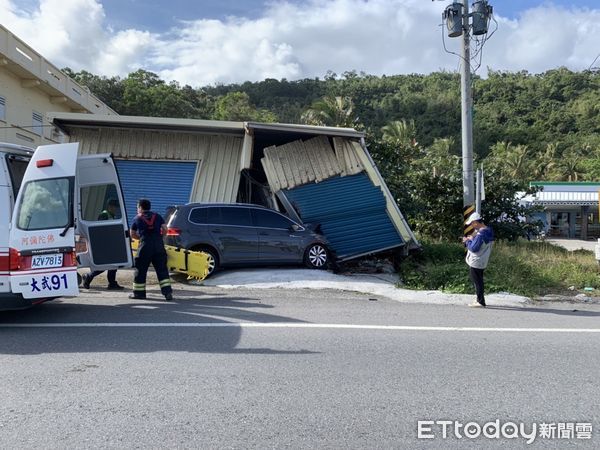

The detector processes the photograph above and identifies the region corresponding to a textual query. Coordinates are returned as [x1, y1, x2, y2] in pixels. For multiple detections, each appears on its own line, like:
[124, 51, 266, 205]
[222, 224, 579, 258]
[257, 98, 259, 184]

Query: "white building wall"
[0, 24, 115, 147]
[0, 68, 73, 146]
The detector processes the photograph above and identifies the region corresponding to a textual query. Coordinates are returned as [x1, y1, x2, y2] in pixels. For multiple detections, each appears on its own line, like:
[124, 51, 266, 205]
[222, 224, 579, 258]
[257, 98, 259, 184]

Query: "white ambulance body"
[1, 142, 131, 310]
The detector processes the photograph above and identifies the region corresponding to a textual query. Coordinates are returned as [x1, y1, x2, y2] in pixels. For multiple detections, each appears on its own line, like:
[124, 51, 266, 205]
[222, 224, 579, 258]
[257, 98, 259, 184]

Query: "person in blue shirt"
[129, 198, 173, 301]
[462, 212, 494, 308]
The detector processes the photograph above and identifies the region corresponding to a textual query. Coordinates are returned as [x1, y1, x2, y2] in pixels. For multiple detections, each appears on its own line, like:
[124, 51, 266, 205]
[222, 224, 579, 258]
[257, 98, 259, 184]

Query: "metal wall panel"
[115, 160, 197, 225]
[70, 127, 243, 204]
[69, 127, 210, 160]
[283, 172, 404, 260]
[192, 135, 242, 203]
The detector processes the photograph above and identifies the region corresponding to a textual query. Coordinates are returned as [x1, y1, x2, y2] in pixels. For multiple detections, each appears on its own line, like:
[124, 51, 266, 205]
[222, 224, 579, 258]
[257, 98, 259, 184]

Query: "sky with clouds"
[1, 0, 599, 87]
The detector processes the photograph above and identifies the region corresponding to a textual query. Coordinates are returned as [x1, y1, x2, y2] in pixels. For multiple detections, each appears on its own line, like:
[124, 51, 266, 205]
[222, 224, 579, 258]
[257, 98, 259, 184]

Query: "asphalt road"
[1, 285, 599, 449]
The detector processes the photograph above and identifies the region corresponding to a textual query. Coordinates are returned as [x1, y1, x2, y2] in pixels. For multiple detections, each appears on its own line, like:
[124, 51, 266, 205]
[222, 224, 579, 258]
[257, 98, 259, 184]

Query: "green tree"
[381, 119, 417, 146]
[557, 149, 584, 181]
[212, 92, 277, 122]
[301, 95, 358, 127]
[62, 68, 125, 112]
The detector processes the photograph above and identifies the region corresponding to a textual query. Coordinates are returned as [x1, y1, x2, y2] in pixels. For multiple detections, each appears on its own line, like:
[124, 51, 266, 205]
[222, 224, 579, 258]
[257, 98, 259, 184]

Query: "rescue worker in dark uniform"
[129, 198, 173, 301]
[82, 198, 124, 290]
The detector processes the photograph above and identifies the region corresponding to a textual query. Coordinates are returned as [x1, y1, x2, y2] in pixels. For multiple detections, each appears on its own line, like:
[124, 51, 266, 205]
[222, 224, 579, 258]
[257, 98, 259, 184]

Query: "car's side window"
[252, 209, 293, 229]
[220, 207, 252, 226]
[189, 207, 208, 224]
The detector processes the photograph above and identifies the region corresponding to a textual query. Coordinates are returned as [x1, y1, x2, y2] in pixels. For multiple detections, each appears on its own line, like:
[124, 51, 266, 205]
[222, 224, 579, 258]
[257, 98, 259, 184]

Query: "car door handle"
[212, 229, 223, 233]
[259, 232, 269, 236]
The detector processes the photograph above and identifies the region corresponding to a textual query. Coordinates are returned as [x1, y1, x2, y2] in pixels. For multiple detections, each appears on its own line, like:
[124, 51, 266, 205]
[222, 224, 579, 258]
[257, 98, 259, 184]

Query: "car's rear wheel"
[193, 246, 219, 276]
[304, 243, 329, 269]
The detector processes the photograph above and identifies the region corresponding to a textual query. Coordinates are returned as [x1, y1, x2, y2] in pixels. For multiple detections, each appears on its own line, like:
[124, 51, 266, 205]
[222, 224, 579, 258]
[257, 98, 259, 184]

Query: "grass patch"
[399, 240, 600, 298]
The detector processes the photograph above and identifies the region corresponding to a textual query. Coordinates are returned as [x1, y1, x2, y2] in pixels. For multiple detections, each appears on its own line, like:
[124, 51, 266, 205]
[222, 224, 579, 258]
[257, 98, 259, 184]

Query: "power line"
[589, 53, 600, 70]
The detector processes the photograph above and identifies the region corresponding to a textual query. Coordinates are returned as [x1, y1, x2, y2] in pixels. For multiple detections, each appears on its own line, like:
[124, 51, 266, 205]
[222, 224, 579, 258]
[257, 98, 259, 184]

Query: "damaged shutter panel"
[282, 172, 404, 260]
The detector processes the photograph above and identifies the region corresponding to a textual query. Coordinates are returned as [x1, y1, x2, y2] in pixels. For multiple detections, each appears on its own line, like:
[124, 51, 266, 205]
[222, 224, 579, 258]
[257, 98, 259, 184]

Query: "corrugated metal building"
[49, 113, 419, 258]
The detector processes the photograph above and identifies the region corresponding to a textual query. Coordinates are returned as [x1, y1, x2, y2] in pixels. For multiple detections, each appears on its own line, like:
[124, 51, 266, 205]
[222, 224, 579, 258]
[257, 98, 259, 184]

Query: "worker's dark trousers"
[89, 269, 117, 284]
[469, 266, 486, 305]
[132, 238, 172, 299]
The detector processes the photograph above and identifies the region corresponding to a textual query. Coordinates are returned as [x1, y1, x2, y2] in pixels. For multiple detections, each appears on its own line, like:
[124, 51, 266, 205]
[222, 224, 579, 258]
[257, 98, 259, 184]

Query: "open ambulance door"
[76, 154, 132, 271]
[9, 143, 79, 299]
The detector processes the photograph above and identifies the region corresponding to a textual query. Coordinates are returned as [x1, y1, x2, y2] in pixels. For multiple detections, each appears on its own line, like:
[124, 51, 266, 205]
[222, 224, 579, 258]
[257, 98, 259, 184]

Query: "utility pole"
[441, 0, 493, 233]
[460, 0, 474, 211]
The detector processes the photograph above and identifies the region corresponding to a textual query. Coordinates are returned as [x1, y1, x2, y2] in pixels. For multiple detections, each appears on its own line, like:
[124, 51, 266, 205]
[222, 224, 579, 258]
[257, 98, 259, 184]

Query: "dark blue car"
[164, 203, 331, 276]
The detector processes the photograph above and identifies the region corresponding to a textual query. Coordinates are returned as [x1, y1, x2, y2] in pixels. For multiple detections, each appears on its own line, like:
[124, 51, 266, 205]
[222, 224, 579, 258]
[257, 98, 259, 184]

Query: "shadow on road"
[487, 305, 600, 317]
[0, 294, 319, 356]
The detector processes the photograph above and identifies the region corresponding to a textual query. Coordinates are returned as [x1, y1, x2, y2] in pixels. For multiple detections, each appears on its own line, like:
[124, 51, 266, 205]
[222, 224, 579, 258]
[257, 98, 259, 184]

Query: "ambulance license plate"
[31, 254, 63, 269]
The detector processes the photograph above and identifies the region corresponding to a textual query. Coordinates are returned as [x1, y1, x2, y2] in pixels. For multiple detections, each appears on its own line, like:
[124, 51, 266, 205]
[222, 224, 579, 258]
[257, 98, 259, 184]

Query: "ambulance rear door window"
[80, 183, 122, 221]
[17, 177, 73, 230]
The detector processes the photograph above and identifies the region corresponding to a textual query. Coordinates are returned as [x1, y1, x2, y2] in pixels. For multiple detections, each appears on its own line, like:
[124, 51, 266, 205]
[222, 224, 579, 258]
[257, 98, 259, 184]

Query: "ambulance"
[0, 142, 132, 310]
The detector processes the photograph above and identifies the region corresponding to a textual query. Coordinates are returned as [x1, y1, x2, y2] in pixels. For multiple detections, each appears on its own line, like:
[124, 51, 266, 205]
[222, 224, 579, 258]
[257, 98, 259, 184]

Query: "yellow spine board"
[186, 250, 210, 280]
[165, 245, 210, 281]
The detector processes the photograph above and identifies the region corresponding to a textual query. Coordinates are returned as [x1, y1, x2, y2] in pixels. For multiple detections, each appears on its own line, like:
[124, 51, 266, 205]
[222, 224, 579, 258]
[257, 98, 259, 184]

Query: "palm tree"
[381, 119, 417, 146]
[425, 137, 458, 177]
[503, 144, 530, 180]
[532, 143, 558, 180]
[558, 151, 584, 181]
[301, 96, 357, 128]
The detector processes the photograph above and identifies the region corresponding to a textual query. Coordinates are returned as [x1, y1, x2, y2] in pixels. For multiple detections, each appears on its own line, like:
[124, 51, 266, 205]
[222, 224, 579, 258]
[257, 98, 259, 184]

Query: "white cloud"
[0, 0, 155, 75]
[1, 0, 599, 86]
[481, 5, 600, 73]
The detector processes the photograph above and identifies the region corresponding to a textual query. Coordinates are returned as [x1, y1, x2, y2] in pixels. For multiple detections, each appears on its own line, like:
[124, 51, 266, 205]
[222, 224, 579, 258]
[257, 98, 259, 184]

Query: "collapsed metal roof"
[49, 113, 365, 139]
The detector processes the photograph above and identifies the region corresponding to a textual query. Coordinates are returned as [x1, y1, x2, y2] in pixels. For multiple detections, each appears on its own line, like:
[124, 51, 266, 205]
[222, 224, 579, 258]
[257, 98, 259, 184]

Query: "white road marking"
[0, 322, 599, 333]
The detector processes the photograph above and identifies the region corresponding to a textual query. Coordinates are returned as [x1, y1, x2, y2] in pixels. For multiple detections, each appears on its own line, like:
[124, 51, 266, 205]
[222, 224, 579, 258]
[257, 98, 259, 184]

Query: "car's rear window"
[189, 207, 208, 224]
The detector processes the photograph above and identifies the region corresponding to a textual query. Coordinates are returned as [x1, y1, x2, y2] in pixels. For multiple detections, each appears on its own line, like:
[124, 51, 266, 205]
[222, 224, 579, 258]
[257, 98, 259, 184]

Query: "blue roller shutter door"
[283, 172, 404, 260]
[115, 160, 197, 225]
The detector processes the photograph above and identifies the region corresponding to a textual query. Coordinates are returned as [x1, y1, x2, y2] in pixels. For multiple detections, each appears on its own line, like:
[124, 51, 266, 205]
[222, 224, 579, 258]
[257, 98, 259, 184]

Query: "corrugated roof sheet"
[261, 136, 364, 191]
[282, 172, 404, 260]
[533, 191, 600, 205]
[333, 137, 364, 177]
